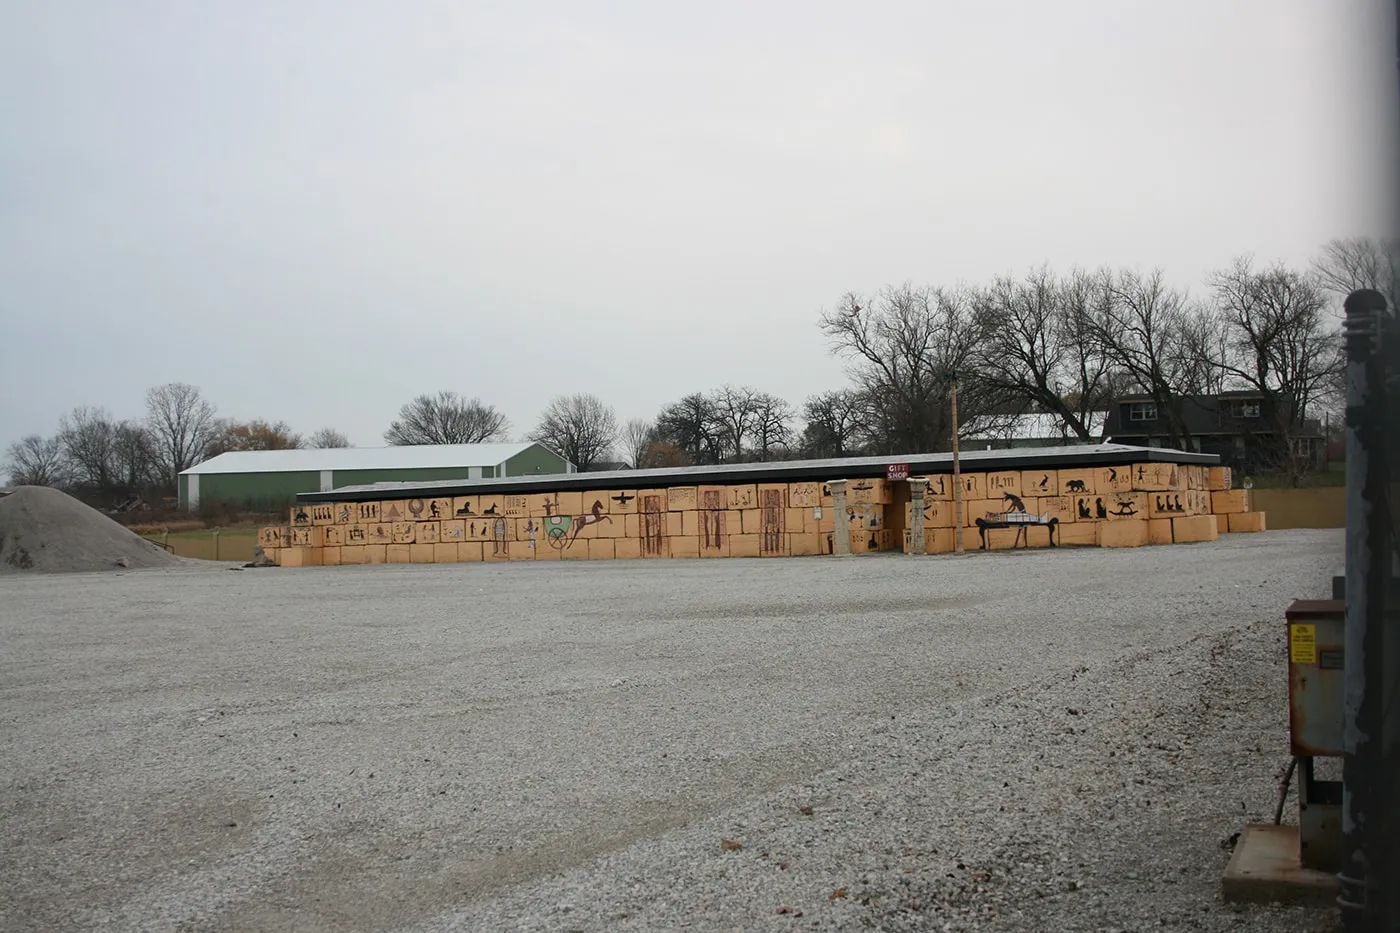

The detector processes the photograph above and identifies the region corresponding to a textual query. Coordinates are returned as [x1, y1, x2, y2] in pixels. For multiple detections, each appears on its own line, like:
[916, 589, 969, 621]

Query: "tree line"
[6, 237, 1392, 497]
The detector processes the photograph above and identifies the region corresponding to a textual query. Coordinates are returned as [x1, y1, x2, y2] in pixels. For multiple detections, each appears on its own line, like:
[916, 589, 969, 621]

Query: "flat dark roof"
[296, 443, 1218, 503]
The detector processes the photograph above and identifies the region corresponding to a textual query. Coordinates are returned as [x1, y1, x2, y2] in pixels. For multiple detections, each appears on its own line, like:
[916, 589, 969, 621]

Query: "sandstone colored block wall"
[264, 462, 1263, 566]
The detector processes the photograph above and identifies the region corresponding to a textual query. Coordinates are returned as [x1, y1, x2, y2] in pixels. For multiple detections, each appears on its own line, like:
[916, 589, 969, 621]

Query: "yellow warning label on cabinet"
[1290, 624, 1318, 664]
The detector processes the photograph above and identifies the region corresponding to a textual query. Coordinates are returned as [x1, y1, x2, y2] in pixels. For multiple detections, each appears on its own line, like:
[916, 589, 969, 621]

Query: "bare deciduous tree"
[749, 392, 794, 461]
[620, 418, 654, 468]
[59, 406, 118, 490]
[4, 435, 67, 487]
[145, 383, 220, 485]
[528, 393, 618, 471]
[112, 422, 159, 490]
[800, 389, 868, 457]
[821, 284, 999, 454]
[209, 420, 303, 454]
[654, 393, 725, 465]
[384, 392, 509, 446]
[1312, 236, 1399, 310]
[971, 267, 1114, 440]
[710, 385, 760, 461]
[1209, 257, 1342, 483]
[308, 427, 351, 448]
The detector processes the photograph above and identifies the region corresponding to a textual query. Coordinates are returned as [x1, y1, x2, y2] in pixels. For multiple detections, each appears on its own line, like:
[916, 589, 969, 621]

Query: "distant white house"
[178, 442, 573, 509]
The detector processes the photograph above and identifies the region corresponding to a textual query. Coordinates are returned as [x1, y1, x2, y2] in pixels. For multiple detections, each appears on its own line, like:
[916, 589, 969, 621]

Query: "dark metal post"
[1339, 289, 1392, 930]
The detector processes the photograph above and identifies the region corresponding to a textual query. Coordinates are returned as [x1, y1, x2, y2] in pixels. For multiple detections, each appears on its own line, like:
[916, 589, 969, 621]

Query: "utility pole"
[950, 372, 963, 554]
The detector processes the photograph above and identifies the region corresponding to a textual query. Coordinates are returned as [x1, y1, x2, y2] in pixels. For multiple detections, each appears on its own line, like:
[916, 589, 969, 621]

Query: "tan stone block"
[699, 533, 730, 557]
[851, 477, 894, 505]
[258, 526, 289, 549]
[984, 471, 1022, 497]
[592, 513, 624, 538]
[290, 504, 313, 527]
[918, 474, 955, 501]
[817, 506, 835, 534]
[1058, 521, 1099, 546]
[1211, 490, 1251, 514]
[411, 497, 452, 522]
[1131, 462, 1185, 492]
[925, 527, 956, 554]
[1024, 524, 1054, 548]
[1097, 465, 1135, 494]
[363, 544, 387, 564]
[1186, 465, 1207, 490]
[322, 524, 346, 547]
[1057, 469, 1096, 497]
[604, 490, 640, 513]
[354, 501, 383, 523]
[476, 495, 505, 520]
[726, 484, 758, 510]
[669, 536, 700, 559]
[366, 523, 393, 545]
[500, 493, 531, 518]
[386, 544, 412, 563]
[962, 499, 1001, 526]
[614, 537, 642, 560]
[738, 509, 763, 535]
[380, 500, 408, 523]
[1207, 466, 1233, 491]
[1171, 514, 1218, 543]
[390, 521, 416, 544]
[1229, 511, 1267, 533]
[758, 483, 788, 510]
[665, 511, 684, 537]
[588, 538, 615, 560]
[908, 498, 956, 529]
[788, 482, 822, 508]
[511, 540, 540, 560]
[532, 535, 562, 560]
[279, 546, 305, 567]
[433, 543, 459, 563]
[1037, 495, 1076, 523]
[408, 543, 435, 563]
[1097, 520, 1148, 548]
[955, 473, 983, 502]
[664, 486, 698, 511]
[1099, 492, 1147, 520]
[417, 521, 440, 544]
[639, 532, 669, 558]
[785, 507, 807, 533]
[458, 542, 484, 562]
[1146, 491, 1189, 519]
[288, 526, 317, 547]
[439, 519, 465, 543]
[560, 538, 589, 560]
[730, 533, 761, 557]
[787, 532, 821, 557]
[851, 528, 892, 552]
[554, 491, 585, 515]
[340, 545, 367, 565]
[1020, 470, 1057, 497]
[332, 503, 356, 524]
[622, 513, 641, 538]
[1216, 513, 1229, 533]
[451, 496, 480, 519]
[1148, 518, 1174, 545]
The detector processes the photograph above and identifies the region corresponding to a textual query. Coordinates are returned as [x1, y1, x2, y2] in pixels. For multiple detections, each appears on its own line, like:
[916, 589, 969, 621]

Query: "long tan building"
[259, 444, 1265, 567]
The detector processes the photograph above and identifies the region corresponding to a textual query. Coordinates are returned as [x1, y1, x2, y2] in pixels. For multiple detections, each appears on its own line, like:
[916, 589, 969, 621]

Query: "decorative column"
[907, 478, 926, 555]
[828, 480, 851, 556]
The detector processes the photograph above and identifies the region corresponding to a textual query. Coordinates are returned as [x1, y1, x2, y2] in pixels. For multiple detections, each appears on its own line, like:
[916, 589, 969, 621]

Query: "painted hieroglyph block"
[1020, 470, 1058, 497]
[1148, 518, 1174, 546]
[451, 496, 480, 519]
[666, 486, 698, 512]
[698, 506, 728, 551]
[440, 519, 465, 541]
[905, 499, 956, 529]
[354, 501, 382, 523]
[1131, 462, 1184, 492]
[381, 500, 410, 523]
[1057, 469, 1096, 497]
[343, 524, 369, 546]
[407, 497, 452, 522]
[758, 486, 786, 555]
[307, 502, 337, 525]
[417, 521, 441, 544]
[603, 490, 640, 513]
[332, 503, 356, 524]
[614, 537, 642, 559]
[788, 482, 821, 508]
[962, 499, 1001, 526]
[955, 473, 983, 502]
[290, 505, 312, 526]
[1186, 465, 1207, 490]
[1207, 466, 1233, 491]
[1171, 514, 1219, 543]
[699, 533, 730, 557]
[475, 496, 505, 520]
[916, 475, 953, 501]
[726, 484, 758, 510]
[1097, 520, 1148, 548]
[1146, 491, 1190, 519]
[1036, 495, 1075, 524]
[367, 523, 393, 545]
[848, 478, 893, 505]
[409, 543, 436, 563]
[670, 536, 700, 559]
[1229, 511, 1267, 533]
[389, 522, 416, 544]
[1096, 465, 1135, 495]
[984, 471, 1021, 497]
[259, 526, 289, 549]
[1211, 490, 1250, 514]
[322, 525, 345, 547]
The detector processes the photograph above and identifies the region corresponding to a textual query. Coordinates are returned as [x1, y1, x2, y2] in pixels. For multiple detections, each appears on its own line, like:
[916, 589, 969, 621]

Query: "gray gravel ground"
[0, 530, 1341, 932]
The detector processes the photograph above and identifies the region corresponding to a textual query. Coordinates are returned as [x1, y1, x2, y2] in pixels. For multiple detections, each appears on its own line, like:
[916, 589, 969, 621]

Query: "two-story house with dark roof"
[1103, 391, 1325, 474]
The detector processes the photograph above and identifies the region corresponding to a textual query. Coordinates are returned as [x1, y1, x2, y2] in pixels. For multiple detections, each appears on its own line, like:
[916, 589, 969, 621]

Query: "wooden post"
[951, 376, 964, 554]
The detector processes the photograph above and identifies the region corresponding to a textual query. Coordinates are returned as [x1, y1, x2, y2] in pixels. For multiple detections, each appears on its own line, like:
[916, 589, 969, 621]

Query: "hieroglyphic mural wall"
[261, 464, 1264, 566]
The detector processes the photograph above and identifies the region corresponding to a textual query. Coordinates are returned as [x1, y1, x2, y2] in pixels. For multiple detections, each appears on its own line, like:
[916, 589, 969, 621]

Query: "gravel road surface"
[0, 531, 1341, 932]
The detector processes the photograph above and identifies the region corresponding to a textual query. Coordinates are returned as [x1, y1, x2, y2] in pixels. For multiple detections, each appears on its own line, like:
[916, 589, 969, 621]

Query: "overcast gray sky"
[2, 1, 1395, 449]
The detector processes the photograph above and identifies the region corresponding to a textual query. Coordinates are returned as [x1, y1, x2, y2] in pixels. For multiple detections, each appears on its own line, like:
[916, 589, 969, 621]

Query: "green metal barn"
[178, 443, 572, 510]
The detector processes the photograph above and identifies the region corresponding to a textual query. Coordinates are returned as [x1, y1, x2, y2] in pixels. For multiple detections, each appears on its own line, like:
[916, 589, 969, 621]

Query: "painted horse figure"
[570, 499, 612, 542]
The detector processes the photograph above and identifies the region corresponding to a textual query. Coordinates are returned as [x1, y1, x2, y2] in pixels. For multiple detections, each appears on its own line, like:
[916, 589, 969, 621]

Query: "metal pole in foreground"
[950, 375, 964, 554]
[1339, 288, 1389, 931]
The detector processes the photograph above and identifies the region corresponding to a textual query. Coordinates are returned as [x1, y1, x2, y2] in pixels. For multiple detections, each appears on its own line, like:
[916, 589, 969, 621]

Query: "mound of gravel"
[0, 486, 180, 573]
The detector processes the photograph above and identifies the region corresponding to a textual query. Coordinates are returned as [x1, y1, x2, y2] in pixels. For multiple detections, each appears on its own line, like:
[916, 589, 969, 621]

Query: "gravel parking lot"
[1, 531, 1341, 932]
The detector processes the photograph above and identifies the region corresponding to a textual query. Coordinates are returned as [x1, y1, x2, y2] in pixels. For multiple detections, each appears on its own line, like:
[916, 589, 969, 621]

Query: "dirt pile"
[0, 486, 181, 573]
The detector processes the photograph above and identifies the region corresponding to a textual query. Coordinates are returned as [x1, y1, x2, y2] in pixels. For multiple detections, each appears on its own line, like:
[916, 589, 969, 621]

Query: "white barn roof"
[183, 443, 541, 475]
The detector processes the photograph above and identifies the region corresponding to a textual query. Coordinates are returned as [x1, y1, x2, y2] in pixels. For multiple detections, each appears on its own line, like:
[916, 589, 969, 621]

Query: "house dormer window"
[1127, 402, 1157, 422]
[1227, 399, 1261, 418]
